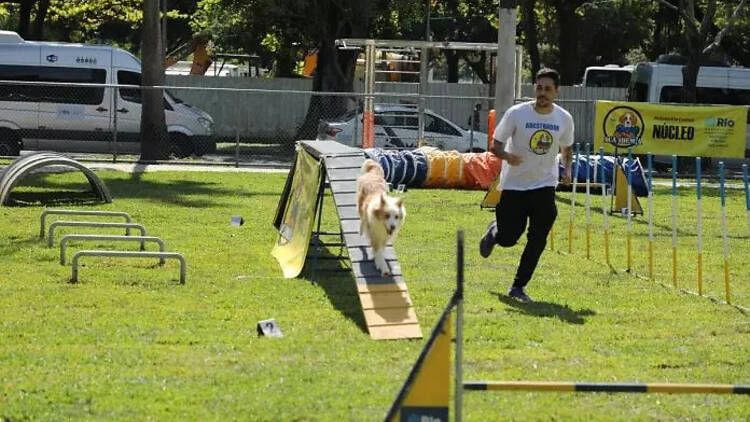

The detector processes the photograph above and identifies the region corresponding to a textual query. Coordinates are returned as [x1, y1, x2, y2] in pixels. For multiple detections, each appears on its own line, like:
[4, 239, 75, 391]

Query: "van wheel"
[168, 133, 193, 159]
[0, 130, 21, 156]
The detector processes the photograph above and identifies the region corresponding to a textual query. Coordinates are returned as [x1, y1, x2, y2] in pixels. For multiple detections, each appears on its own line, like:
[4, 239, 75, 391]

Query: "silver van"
[0, 30, 215, 157]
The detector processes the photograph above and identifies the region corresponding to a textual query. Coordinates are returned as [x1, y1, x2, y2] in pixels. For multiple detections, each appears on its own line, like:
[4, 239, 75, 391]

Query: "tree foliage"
[0, 0, 748, 90]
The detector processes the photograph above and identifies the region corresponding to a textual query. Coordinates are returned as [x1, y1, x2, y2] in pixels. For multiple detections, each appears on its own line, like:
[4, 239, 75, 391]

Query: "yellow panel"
[369, 323, 423, 340]
[613, 164, 643, 214]
[359, 291, 412, 309]
[481, 171, 502, 208]
[364, 307, 418, 326]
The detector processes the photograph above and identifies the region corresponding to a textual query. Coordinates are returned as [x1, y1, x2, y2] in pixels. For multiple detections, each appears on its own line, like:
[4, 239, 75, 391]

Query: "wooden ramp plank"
[363, 307, 419, 326]
[368, 324, 423, 340]
[300, 140, 420, 340]
[327, 168, 361, 181]
[359, 291, 413, 309]
[324, 155, 366, 169]
[329, 181, 357, 193]
[355, 278, 408, 292]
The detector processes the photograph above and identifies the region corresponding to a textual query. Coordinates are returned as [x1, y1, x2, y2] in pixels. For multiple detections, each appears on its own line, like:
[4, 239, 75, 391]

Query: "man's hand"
[491, 140, 524, 166]
[503, 153, 523, 166]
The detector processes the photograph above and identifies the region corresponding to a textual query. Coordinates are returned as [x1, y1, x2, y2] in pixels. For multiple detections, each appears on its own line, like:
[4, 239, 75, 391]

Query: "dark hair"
[535, 68, 560, 88]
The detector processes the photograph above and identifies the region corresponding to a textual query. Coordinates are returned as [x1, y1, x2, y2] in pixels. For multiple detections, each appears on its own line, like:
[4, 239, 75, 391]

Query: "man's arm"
[491, 140, 523, 166]
[490, 109, 523, 166]
[560, 145, 573, 185]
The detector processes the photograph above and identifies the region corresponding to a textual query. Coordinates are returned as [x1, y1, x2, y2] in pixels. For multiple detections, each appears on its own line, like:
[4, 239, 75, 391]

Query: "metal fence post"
[112, 85, 118, 163]
[235, 126, 240, 168]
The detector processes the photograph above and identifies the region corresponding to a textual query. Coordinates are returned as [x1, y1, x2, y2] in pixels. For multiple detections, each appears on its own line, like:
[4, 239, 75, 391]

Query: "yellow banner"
[271, 149, 322, 278]
[388, 311, 451, 422]
[594, 101, 748, 158]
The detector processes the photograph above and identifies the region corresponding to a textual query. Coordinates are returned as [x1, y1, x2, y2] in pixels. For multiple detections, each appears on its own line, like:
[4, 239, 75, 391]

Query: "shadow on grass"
[10, 172, 280, 208]
[0, 236, 43, 258]
[490, 291, 597, 325]
[6, 191, 105, 207]
[301, 245, 368, 334]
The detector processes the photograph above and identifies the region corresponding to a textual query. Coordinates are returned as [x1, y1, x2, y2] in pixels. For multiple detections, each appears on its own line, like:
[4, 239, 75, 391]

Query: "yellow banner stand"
[612, 163, 643, 216]
[480, 171, 501, 209]
[271, 148, 323, 278]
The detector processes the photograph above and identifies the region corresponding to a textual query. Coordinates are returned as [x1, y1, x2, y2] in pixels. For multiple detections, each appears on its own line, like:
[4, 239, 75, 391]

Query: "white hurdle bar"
[41, 209, 132, 238]
[60, 235, 166, 265]
[48, 221, 147, 249]
[71, 250, 186, 284]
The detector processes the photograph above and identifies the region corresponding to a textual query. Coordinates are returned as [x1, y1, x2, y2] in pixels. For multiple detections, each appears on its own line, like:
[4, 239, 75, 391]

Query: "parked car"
[0, 30, 215, 158]
[317, 104, 488, 152]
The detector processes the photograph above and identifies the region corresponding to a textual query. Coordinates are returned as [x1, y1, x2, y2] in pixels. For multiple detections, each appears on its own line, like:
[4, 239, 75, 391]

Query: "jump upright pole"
[455, 230, 464, 422]
[585, 143, 592, 259]
[696, 157, 703, 295]
[569, 143, 580, 254]
[600, 148, 610, 266]
[647, 153, 654, 280]
[719, 162, 731, 304]
[671, 155, 678, 287]
[626, 148, 633, 272]
[743, 163, 749, 239]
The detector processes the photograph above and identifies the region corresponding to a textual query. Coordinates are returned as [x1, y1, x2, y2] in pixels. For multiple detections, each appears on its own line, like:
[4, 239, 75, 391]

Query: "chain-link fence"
[0, 75, 636, 167]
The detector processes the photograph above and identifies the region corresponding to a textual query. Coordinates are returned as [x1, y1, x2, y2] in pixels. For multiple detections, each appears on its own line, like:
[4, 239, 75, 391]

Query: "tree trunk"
[140, 0, 169, 160]
[445, 50, 460, 83]
[521, 0, 540, 78]
[30, 0, 50, 40]
[295, 38, 358, 140]
[17, 0, 33, 39]
[681, 59, 699, 103]
[274, 44, 298, 78]
[555, 2, 581, 85]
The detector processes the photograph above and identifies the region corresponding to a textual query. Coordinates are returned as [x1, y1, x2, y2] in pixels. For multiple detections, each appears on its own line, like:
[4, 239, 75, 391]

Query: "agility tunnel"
[363, 147, 501, 191]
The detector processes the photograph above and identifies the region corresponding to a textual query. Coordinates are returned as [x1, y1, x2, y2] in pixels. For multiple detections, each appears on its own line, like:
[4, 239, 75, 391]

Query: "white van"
[0, 30, 215, 157]
[628, 62, 750, 157]
[582, 64, 633, 88]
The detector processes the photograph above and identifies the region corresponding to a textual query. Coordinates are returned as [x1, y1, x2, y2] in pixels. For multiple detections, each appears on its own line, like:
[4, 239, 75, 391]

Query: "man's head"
[534, 68, 560, 110]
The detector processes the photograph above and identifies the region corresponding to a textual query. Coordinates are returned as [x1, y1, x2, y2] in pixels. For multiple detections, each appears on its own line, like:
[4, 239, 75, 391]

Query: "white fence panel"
[165, 76, 627, 143]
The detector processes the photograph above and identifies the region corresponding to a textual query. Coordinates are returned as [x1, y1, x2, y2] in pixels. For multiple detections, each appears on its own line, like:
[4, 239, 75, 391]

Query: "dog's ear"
[380, 193, 387, 207]
[396, 198, 404, 208]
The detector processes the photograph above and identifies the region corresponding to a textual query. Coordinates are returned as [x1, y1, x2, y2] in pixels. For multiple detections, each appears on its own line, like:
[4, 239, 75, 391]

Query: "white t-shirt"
[493, 101, 574, 191]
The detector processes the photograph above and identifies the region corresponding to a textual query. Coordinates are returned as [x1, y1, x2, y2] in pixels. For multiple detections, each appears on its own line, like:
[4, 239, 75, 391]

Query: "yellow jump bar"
[464, 381, 749, 394]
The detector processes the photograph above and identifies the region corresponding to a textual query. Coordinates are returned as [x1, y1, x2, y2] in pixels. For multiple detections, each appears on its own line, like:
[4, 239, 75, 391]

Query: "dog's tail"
[361, 159, 385, 177]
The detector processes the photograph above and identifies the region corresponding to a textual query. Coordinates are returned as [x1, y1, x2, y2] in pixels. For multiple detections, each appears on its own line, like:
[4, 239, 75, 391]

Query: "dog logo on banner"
[603, 106, 645, 148]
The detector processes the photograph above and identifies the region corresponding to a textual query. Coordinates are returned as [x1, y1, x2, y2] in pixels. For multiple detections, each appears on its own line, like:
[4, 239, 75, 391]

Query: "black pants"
[493, 186, 557, 288]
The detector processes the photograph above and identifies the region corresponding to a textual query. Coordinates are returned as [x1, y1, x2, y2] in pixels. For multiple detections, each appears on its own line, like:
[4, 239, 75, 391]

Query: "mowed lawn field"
[1, 167, 748, 421]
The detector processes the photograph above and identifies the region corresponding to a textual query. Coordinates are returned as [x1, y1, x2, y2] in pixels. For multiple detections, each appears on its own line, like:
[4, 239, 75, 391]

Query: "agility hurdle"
[384, 231, 750, 422]
[71, 250, 186, 284]
[41, 209, 133, 238]
[60, 234, 166, 265]
[47, 221, 147, 248]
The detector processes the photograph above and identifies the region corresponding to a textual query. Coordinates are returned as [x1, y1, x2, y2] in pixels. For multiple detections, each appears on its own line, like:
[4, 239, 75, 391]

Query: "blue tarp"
[561, 155, 649, 197]
[363, 148, 429, 188]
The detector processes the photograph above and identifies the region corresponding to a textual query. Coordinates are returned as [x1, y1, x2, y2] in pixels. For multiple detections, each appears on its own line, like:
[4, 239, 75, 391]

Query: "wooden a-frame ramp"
[275, 141, 422, 340]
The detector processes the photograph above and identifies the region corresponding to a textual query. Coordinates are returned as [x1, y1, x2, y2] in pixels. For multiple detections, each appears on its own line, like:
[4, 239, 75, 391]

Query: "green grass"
[0, 169, 748, 421]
